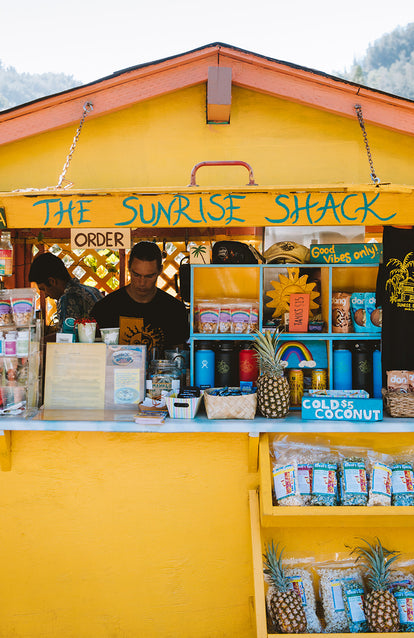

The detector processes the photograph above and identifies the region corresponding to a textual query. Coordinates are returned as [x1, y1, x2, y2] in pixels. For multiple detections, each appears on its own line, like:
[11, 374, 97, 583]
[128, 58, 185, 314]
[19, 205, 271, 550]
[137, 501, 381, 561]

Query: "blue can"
[195, 345, 215, 389]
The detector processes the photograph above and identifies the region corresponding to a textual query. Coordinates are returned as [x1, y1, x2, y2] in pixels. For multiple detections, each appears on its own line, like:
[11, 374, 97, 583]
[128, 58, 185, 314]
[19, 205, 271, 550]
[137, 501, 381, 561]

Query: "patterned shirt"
[56, 277, 103, 328]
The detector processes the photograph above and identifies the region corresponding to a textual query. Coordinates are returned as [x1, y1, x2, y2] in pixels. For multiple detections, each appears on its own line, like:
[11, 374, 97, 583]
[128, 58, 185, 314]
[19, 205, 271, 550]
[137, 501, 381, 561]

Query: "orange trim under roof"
[1, 42, 414, 146]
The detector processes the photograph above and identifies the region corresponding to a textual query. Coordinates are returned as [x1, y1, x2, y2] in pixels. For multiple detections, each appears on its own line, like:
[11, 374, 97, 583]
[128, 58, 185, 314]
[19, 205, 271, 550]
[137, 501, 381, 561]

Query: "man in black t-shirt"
[91, 241, 189, 353]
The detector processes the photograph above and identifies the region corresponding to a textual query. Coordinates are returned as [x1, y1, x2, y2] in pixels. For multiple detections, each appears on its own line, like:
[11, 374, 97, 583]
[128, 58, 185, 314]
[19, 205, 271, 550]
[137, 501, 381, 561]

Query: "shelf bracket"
[248, 432, 260, 473]
[0, 430, 11, 471]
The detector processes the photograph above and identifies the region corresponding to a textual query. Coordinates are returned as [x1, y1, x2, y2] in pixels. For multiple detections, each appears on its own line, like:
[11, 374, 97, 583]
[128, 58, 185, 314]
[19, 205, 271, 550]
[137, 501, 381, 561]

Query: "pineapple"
[263, 541, 307, 633]
[253, 330, 290, 418]
[350, 537, 400, 632]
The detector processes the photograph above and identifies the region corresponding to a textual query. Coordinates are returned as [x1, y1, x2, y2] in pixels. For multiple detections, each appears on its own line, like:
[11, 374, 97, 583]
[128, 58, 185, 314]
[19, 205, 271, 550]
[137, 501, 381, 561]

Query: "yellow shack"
[0, 43, 413, 638]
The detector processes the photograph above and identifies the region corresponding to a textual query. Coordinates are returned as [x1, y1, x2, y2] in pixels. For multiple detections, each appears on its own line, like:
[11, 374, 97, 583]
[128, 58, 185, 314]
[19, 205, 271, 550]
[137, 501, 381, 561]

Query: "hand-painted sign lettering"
[0, 188, 404, 228]
[310, 243, 383, 264]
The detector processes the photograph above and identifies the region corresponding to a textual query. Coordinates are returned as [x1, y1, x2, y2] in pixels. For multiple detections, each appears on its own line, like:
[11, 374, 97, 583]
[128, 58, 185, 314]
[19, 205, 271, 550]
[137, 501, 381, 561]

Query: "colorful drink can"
[287, 368, 303, 406]
[311, 368, 327, 390]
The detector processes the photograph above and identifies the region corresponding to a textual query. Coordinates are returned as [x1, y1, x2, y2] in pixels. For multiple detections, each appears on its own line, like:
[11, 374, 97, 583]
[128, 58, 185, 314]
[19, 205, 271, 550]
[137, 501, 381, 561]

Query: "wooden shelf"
[259, 433, 414, 527]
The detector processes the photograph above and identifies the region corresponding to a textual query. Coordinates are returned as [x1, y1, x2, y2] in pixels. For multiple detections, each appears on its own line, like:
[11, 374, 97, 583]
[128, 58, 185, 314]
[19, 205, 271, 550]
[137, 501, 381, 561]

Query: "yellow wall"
[1, 431, 258, 638]
[2, 86, 414, 191]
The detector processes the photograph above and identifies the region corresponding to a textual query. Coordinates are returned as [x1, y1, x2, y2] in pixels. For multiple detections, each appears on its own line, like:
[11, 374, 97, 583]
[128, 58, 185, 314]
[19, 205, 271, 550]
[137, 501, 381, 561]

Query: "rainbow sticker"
[277, 341, 316, 369]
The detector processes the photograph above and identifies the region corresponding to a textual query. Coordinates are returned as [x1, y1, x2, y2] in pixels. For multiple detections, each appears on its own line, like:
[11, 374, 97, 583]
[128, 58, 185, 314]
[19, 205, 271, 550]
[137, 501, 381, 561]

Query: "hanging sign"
[310, 243, 383, 264]
[0, 185, 412, 228]
[71, 228, 131, 250]
[288, 293, 310, 332]
[301, 397, 383, 421]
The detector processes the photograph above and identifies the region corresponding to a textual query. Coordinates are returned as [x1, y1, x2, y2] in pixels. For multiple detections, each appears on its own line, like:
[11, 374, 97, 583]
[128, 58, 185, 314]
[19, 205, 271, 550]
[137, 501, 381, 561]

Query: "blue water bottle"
[333, 344, 353, 390]
[372, 346, 382, 398]
[195, 343, 215, 389]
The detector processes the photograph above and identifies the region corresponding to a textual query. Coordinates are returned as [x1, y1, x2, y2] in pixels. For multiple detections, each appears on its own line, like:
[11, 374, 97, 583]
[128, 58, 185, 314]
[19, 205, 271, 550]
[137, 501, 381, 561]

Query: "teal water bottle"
[195, 343, 215, 389]
[333, 344, 352, 390]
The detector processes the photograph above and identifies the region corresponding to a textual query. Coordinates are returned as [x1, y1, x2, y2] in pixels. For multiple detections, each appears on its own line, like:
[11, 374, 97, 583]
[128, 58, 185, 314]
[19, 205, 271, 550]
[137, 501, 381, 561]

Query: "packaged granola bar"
[338, 457, 368, 506]
[310, 462, 338, 506]
[392, 462, 414, 506]
[341, 579, 368, 632]
[272, 462, 304, 506]
[367, 451, 392, 506]
[317, 564, 364, 633]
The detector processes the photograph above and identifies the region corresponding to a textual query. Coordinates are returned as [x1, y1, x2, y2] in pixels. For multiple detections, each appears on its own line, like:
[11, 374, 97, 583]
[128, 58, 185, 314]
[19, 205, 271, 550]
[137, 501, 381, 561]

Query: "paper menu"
[44, 343, 106, 409]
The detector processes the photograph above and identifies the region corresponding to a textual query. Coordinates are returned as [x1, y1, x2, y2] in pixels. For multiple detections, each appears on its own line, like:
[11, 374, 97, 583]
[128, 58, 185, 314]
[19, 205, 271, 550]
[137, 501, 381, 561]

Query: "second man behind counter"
[90, 241, 189, 352]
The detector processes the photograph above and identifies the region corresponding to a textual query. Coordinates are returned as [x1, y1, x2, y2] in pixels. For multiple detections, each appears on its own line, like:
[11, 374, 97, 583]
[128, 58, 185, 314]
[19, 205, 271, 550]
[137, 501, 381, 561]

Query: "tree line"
[335, 22, 414, 100]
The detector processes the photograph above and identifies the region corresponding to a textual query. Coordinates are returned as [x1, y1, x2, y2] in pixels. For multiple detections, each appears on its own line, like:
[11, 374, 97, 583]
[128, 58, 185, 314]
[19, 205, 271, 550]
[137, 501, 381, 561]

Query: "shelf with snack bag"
[0, 288, 42, 419]
[189, 262, 382, 400]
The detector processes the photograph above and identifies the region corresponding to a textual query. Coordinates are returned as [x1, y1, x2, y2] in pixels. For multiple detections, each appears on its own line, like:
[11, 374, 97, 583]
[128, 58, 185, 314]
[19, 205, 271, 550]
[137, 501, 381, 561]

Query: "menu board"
[44, 343, 106, 409]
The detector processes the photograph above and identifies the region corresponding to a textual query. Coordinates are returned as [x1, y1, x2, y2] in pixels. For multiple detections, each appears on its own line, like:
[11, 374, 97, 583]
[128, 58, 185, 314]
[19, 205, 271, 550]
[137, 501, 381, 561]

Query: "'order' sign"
[71, 228, 131, 250]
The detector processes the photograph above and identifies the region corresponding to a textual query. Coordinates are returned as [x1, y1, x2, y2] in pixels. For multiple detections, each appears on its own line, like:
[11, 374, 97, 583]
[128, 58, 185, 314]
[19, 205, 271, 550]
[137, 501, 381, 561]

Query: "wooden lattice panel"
[33, 241, 187, 325]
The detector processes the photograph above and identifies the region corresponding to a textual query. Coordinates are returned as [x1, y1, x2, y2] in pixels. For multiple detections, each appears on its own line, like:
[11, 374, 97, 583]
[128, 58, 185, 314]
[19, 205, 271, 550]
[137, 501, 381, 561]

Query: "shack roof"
[1, 42, 414, 147]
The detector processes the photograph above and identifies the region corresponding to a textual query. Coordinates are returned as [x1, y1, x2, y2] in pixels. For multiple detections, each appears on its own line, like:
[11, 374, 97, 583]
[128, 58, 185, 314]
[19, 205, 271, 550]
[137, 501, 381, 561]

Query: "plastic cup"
[77, 322, 97, 343]
[100, 327, 120, 345]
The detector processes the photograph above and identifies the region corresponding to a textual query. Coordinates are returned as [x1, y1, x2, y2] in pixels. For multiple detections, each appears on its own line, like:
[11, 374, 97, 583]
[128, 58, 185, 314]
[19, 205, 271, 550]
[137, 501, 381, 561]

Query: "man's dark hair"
[128, 241, 163, 270]
[28, 252, 71, 285]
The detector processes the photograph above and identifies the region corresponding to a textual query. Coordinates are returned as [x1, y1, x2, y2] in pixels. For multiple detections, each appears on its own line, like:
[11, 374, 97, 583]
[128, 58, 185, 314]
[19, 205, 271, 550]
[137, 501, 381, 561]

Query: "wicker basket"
[383, 390, 414, 418]
[204, 388, 257, 420]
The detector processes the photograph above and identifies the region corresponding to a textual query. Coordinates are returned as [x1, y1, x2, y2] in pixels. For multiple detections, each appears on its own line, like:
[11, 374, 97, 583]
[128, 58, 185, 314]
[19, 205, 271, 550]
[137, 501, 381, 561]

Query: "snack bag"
[231, 302, 251, 334]
[387, 371, 409, 393]
[10, 289, 35, 326]
[350, 293, 368, 333]
[218, 299, 232, 333]
[338, 457, 368, 506]
[341, 579, 368, 632]
[272, 462, 304, 506]
[317, 565, 364, 632]
[367, 454, 392, 506]
[197, 301, 219, 334]
[332, 292, 352, 333]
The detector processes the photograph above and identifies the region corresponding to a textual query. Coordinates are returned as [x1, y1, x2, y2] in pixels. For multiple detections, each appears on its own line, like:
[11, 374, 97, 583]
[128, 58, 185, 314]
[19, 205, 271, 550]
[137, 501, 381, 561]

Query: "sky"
[1, 0, 413, 84]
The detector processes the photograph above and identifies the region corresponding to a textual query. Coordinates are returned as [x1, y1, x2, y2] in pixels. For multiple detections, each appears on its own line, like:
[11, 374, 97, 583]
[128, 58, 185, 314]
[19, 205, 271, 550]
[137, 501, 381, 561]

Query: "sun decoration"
[266, 267, 319, 318]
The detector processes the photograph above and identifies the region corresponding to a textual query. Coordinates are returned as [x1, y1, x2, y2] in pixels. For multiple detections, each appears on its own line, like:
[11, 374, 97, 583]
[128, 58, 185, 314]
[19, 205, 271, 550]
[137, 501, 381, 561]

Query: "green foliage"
[335, 22, 414, 100]
[0, 60, 81, 109]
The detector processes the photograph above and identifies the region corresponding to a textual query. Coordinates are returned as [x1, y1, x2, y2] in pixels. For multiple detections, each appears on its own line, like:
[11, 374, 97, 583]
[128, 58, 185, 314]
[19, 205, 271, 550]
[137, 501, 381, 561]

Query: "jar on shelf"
[148, 359, 180, 399]
[0, 231, 13, 277]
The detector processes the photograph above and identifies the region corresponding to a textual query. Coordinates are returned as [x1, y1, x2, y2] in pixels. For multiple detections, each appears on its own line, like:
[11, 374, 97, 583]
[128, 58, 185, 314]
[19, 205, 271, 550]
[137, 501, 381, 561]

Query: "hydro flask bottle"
[195, 343, 215, 389]
[215, 342, 237, 387]
[333, 343, 353, 390]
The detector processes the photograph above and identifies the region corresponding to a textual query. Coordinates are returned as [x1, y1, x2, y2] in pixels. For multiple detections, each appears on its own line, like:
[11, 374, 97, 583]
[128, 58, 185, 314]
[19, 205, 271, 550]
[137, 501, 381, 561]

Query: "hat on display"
[263, 241, 310, 264]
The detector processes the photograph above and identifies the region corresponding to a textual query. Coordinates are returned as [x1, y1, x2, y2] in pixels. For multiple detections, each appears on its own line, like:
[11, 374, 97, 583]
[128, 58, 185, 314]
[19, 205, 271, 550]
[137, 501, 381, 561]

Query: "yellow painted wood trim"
[248, 433, 260, 473]
[1, 183, 413, 229]
[0, 430, 11, 471]
[249, 489, 268, 638]
[259, 433, 274, 524]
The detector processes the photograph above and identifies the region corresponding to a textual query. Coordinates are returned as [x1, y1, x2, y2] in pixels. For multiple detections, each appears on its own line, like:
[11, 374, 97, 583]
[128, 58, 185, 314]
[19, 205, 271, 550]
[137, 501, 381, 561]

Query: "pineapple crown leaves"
[263, 540, 289, 592]
[252, 329, 284, 376]
[346, 537, 401, 590]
